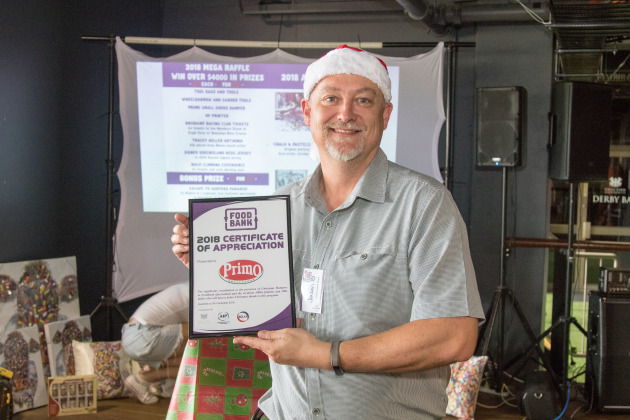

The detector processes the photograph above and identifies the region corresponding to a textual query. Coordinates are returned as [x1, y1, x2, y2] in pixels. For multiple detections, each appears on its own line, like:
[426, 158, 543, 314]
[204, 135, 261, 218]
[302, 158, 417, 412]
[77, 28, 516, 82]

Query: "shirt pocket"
[334, 247, 405, 280]
[329, 248, 411, 330]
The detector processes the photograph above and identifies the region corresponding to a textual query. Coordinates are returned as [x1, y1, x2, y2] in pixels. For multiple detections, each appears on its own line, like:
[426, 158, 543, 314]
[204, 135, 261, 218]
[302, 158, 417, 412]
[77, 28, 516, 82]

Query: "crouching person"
[121, 282, 189, 404]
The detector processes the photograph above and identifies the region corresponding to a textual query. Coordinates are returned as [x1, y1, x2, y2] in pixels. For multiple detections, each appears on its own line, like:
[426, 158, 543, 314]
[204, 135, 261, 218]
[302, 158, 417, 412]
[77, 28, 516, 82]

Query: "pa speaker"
[518, 370, 560, 419]
[548, 82, 612, 181]
[476, 87, 526, 167]
[586, 292, 630, 413]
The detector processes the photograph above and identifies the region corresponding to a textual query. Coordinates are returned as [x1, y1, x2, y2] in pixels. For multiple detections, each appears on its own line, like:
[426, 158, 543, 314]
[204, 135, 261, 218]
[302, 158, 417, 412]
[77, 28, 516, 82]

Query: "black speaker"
[586, 292, 630, 413]
[518, 370, 560, 420]
[549, 82, 612, 181]
[476, 86, 526, 167]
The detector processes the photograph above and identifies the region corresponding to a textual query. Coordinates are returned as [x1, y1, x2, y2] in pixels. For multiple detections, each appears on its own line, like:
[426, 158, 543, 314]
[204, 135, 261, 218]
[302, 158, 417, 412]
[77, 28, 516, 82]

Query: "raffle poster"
[189, 195, 295, 337]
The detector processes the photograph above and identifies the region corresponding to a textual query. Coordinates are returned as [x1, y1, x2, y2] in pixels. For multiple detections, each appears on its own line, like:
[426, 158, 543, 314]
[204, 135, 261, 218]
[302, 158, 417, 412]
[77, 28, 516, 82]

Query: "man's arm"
[233, 316, 478, 374]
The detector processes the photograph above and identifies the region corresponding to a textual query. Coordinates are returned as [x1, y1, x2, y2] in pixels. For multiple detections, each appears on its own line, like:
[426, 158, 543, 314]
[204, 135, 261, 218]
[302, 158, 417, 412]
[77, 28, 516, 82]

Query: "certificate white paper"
[189, 195, 295, 337]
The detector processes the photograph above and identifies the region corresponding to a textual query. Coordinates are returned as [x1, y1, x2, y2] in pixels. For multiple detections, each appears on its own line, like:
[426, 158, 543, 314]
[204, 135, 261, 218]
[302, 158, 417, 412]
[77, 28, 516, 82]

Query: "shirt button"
[325, 221, 332, 228]
[360, 253, 368, 260]
[313, 264, 319, 269]
[309, 313, 317, 319]
[312, 408, 321, 416]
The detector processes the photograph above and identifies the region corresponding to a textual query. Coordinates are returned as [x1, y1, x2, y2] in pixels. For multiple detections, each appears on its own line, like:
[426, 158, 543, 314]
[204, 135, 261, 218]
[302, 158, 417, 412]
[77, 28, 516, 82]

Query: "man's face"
[302, 73, 393, 164]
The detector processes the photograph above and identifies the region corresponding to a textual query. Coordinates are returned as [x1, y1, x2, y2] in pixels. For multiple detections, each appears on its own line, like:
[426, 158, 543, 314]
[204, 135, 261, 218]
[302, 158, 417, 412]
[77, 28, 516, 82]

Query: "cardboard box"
[48, 375, 97, 417]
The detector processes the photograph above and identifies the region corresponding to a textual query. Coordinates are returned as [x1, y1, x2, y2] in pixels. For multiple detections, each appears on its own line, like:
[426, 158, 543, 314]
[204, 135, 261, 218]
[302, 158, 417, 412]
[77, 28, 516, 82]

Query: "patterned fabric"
[446, 356, 488, 419]
[167, 337, 271, 420]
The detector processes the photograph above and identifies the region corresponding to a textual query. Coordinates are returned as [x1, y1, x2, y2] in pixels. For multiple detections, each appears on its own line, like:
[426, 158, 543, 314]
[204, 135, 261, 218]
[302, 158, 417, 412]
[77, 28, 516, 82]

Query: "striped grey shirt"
[259, 149, 484, 419]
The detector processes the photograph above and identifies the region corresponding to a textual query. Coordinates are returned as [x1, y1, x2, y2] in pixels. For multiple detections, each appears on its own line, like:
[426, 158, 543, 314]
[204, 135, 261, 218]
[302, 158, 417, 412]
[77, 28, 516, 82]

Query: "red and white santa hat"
[303, 44, 392, 103]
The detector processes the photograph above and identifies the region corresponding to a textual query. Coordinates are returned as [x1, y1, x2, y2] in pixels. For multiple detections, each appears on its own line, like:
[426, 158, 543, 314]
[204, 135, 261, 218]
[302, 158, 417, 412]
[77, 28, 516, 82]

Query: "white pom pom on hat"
[303, 44, 392, 103]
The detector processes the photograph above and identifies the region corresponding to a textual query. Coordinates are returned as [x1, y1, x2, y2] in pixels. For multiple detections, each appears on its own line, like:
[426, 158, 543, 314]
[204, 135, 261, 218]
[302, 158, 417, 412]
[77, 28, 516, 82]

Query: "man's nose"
[336, 100, 356, 122]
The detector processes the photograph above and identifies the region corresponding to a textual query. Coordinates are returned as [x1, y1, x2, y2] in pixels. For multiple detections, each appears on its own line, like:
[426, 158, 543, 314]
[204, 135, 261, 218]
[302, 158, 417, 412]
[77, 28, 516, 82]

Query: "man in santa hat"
[172, 45, 483, 419]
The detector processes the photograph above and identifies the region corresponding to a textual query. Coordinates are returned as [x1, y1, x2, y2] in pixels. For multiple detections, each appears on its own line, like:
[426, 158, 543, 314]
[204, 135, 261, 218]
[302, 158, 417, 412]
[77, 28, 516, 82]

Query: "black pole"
[105, 37, 115, 331]
[561, 182, 576, 392]
[87, 36, 128, 339]
[443, 44, 455, 191]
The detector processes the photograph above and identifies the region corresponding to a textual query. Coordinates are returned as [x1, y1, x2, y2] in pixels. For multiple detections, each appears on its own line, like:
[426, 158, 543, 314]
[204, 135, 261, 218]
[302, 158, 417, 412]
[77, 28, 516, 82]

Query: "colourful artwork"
[0, 325, 47, 413]
[0, 256, 81, 376]
[44, 316, 92, 377]
[73, 340, 133, 400]
[167, 337, 271, 420]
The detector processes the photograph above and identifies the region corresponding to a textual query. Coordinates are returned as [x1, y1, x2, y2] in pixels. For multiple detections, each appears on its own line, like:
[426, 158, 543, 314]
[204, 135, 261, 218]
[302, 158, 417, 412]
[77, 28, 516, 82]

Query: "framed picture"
[189, 195, 295, 338]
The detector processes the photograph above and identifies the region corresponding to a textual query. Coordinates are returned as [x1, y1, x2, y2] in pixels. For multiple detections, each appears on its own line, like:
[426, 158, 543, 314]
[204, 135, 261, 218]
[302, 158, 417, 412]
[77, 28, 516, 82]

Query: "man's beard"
[322, 123, 365, 162]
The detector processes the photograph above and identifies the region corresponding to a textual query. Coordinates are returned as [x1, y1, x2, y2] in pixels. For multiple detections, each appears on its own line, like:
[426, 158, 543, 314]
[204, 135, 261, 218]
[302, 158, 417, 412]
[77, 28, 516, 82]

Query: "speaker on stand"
[475, 86, 557, 394]
[547, 81, 613, 396]
[476, 86, 526, 168]
[549, 82, 612, 182]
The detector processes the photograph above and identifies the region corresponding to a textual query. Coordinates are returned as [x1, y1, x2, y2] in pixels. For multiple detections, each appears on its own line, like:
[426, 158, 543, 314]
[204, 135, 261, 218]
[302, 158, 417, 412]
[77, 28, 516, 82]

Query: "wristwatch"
[330, 341, 344, 376]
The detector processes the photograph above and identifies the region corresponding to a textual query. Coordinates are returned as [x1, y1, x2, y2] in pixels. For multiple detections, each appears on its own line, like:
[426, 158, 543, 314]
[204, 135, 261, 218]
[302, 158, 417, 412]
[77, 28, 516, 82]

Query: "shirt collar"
[300, 149, 388, 212]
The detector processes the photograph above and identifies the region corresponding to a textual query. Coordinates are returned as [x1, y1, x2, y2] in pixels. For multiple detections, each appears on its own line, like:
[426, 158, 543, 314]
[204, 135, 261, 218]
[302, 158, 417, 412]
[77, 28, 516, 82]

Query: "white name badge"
[301, 268, 324, 313]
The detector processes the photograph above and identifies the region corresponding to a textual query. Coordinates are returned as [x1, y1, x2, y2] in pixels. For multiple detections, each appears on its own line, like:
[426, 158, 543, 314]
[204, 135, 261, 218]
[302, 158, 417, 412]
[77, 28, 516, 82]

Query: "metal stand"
[86, 36, 128, 339]
[476, 167, 558, 391]
[503, 182, 588, 398]
[555, 181, 588, 391]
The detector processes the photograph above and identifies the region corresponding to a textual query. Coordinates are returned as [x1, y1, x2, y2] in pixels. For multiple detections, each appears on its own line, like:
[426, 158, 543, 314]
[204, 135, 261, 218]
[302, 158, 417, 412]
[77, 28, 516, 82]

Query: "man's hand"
[171, 213, 190, 268]
[234, 327, 330, 371]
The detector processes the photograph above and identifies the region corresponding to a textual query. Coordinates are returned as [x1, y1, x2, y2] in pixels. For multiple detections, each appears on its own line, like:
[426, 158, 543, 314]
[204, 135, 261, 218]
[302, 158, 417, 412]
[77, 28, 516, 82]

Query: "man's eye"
[358, 98, 371, 104]
[324, 96, 336, 102]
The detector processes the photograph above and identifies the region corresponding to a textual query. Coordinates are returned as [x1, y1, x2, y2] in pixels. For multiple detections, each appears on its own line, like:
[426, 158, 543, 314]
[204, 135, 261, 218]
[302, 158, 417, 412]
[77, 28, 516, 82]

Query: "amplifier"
[599, 267, 630, 295]
[586, 292, 630, 413]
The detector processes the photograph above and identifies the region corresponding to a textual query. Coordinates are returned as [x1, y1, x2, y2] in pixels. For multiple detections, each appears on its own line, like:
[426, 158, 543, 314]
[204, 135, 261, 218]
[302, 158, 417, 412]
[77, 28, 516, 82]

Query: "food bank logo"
[225, 208, 257, 231]
[219, 260, 263, 284]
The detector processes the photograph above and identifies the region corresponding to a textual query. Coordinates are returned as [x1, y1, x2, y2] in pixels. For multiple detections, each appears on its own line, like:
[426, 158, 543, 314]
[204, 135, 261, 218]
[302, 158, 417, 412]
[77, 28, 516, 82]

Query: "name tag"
[301, 268, 324, 313]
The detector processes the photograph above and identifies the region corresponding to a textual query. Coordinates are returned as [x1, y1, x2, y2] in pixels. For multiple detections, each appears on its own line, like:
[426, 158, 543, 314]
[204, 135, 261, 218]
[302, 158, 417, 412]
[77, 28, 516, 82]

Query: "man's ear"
[301, 98, 311, 126]
[382, 102, 393, 130]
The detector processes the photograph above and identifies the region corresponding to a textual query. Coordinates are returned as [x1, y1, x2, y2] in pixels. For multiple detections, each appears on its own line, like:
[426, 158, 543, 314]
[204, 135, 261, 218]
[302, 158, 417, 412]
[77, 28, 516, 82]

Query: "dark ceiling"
[551, 1, 630, 86]
[243, 1, 630, 88]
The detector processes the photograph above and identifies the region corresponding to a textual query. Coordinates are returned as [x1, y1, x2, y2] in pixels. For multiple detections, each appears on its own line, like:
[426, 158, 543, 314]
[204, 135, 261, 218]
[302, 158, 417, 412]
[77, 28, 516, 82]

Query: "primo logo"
[219, 260, 263, 284]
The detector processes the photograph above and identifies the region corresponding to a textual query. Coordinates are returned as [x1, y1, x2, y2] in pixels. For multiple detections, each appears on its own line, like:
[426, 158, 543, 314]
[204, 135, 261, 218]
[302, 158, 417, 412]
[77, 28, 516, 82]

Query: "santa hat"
[303, 44, 392, 103]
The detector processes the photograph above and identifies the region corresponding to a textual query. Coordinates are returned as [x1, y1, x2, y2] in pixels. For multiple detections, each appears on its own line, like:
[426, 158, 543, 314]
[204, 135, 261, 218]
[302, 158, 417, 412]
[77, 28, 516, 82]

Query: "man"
[121, 282, 189, 404]
[171, 45, 484, 419]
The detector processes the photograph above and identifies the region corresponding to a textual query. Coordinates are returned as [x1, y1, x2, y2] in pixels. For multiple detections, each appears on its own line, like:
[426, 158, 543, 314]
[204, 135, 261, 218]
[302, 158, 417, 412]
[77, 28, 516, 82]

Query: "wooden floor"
[15, 397, 171, 419]
[12, 393, 630, 419]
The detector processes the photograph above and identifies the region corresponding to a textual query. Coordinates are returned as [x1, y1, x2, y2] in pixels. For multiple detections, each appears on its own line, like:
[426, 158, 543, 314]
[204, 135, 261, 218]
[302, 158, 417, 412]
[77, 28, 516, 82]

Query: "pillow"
[72, 340, 133, 400]
[446, 355, 488, 419]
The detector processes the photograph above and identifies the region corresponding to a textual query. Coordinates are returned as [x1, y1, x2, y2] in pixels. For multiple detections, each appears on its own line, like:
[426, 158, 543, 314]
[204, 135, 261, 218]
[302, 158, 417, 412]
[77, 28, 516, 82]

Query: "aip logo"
[218, 312, 229, 323]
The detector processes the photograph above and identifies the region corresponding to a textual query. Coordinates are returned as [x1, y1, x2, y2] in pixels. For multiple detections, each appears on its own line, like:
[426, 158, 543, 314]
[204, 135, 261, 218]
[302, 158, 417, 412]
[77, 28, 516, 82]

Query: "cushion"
[72, 340, 133, 400]
[446, 355, 488, 419]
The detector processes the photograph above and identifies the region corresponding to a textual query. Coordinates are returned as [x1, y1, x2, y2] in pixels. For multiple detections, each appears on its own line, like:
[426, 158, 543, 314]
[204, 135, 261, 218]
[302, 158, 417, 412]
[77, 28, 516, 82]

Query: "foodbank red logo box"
[219, 260, 263, 284]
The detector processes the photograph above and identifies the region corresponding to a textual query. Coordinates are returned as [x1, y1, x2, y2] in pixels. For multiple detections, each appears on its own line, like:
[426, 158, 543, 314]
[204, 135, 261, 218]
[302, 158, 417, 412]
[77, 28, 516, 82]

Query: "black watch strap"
[331, 341, 344, 376]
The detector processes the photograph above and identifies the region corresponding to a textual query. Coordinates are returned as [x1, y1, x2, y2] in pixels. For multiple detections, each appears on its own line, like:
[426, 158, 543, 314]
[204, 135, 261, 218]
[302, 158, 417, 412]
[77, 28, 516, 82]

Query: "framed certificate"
[188, 195, 296, 338]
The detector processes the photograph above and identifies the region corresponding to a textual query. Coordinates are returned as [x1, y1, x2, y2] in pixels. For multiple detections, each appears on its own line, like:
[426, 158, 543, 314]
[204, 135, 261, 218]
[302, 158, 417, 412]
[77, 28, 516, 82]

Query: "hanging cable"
[513, 0, 551, 25]
[553, 382, 572, 420]
[277, 13, 284, 48]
